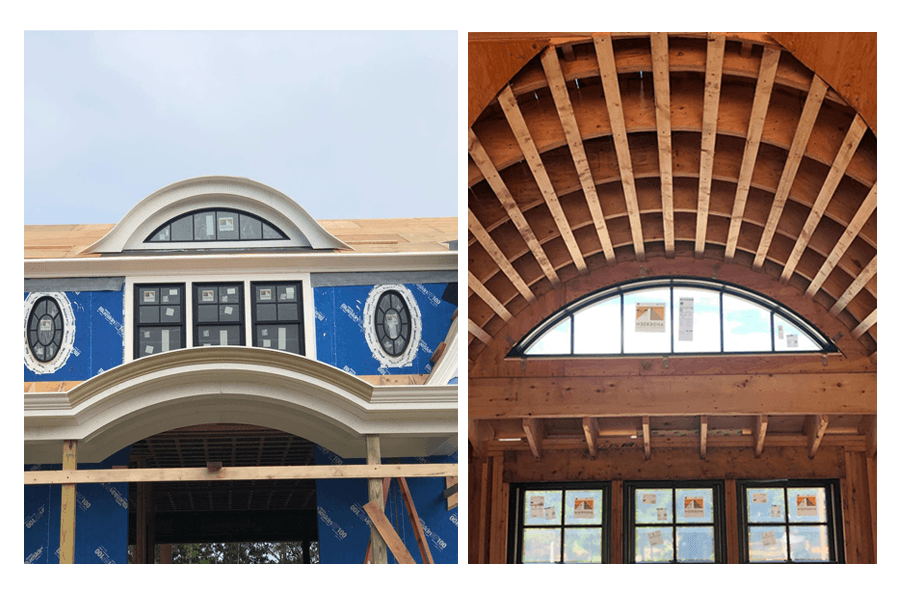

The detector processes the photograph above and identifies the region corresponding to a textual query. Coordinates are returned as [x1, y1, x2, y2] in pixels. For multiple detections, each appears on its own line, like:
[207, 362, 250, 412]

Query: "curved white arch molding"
[83, 176, 352, 253]
[24, 347, 457, 464]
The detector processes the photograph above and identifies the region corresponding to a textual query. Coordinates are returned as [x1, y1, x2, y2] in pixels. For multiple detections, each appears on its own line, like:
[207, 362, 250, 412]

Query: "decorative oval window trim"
[24, 292, 77, 374]
[363, 285, 422, 368]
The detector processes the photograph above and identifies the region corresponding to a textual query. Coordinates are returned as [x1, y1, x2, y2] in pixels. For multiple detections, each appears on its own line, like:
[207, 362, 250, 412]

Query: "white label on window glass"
[678, 297, 694, 342]
[145, 345, 154, 355]
[285, 287, 295, 300]
[771, 504, 782, 518]
[636, 303, 666, 333]
[648, 530, 663, 546]
[543, 506, 556, 520]
[166, 308, 175, 317]
[202, 290, 214, 302]
[657, 507, 668, 521]
[752, 492, 768, 504]
[143, 290, 156, 303]
[260, 289, 272, 301]
[263, 339, 271, 348]
[529, 496, 545, 519]
[224, 306, 233, 315]
[777, 324, 784, 339]
[162, 296, 168, 303]
[162, 330, 170, 352]
[144, 331, 150, 338]
[796, 495, 818, 517]
[573, 498, 594, 519]
[169, 289, 178, 296]
[202, 329, 210, 337]
[219, 217, 234, 232]
[786, 334, 798, 348]
[227, 288, 236, 295]
[278, 327, 286, 350]
[642, 493, 657, 505]
[761, 531, 777, 547]
[35, 347, 44, 357]
[40, 320, 52, 332]
[683, 497, 705, 518]
[261, 329, 268, 336]
[205, 214, 214, 236]
[220, 330, 229, 346]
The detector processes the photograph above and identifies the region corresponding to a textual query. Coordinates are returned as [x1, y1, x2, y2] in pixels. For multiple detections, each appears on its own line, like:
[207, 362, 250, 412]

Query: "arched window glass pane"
[525, 317, 571, 355]
[573, 295, 620, 354]
[722, 294, 771, 352]
[216, 211, 239, 240]
[146, 208, 288, 243]
[171, 215, 193, 241]
[150, 225, 170, 242]
[239, 214, 262, 239]
[623, 289, 670, 354]
[673, 288, 721, 353]
[773, 314, 818, 352]
[262, 223, 282, 240]
[194, 212, 216, 240]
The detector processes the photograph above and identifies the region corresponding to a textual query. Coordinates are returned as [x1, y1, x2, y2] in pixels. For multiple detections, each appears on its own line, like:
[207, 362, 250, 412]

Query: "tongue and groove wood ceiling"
[467, 33, 876, 360]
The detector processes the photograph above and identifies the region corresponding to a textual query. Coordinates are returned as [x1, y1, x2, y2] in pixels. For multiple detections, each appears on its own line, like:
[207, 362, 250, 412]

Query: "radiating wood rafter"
[695, 34, 726, 256]
[594, 34, 645, 260]
[468, 319, 493, 345]
[468, 271, 512, 322]
[498, 85, 587, 274]
[781, 114, 868, 282]
[650, 33, 675, 257]
[540, 45, 617, 263]
[806, 183, 876, 297]
[851, 309, 876, 339]
[468, 209, 536, 303]
[725, 46, 781, 260]
[469, 128, 561, 286]
[753, 75, 829, 269]
[830, 255, 876, 316]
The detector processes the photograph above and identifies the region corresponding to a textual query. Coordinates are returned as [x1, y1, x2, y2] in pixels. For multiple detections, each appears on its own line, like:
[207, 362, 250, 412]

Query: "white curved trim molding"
[83, 176, 352, 253]
[24, 292, 77, 374]
[24, 347, 457, 464]
[363, 284, 423, 368]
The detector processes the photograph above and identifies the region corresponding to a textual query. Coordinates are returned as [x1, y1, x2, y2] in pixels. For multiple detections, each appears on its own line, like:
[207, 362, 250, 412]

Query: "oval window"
[374, 290, 411, 356]
[27, 296, 64, 362]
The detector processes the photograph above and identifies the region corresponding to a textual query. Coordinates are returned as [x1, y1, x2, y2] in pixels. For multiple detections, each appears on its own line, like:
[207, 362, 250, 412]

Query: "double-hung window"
[134, 284, 186, 358]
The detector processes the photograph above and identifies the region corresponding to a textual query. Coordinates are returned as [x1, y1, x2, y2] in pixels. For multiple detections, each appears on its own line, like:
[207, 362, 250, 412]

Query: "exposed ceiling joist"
[695, 34, 726, 256]
[468, 271, 513, 322]
[468, 209, 536, 303]
[650, 33, 675, 257]
[830, 255, 876, 316]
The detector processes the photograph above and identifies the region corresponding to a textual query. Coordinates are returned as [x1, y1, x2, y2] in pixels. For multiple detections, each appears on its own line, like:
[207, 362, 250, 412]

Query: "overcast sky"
[24, 30, 457, 225]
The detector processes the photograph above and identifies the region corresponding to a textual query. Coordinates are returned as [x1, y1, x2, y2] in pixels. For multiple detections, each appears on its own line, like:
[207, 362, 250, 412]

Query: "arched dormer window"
[146, 208, 288, 243]
[510, 277, 838, 358]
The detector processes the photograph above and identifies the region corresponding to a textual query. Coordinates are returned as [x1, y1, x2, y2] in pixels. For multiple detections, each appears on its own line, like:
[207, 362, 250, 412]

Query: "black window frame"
[145, 208, 288, 243]
[27, 295, 64, 363]
[373, 289, 413, 357]
[737, 479, 844, 563]
[192, 282, 246, 348]
[250, 281, 305, 355]
[508, 482, 611, 564]
[624, 480, 726, 564]
[134, 283, 186, 359]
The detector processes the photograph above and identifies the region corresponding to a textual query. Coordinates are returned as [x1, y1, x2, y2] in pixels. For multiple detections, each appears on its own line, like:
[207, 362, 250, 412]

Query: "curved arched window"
[510, 277, 838, 357]
[27, 296, 64, 362]
[145, 208, 288, 243]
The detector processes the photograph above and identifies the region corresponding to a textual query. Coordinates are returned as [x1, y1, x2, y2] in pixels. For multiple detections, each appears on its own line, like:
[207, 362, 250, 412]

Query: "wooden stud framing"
[498, 85, 587, 274]
[540, 46, 617, 263]
[468, 271, 513, 322]
[650, 33, 675, 257]
[582, 417, 598, 458]
[362, 500, 416, 564]
[366, 435, 387, 565]
[594, 35, 645, 260]
[694, 34, 726, 256]
[806, 183, 877, 296]
[830, 255, 876, 316]
[725, 46, 781, 260]
[804, 414, 829, 458]
[488, 454, 507, 563]
[781, 114, 868, 282]
[753, 414, 768, 458]
[468, 208, 536, 303]
[397, 477, 435, 564]
[523, 418, 544, 461]
[469, 128, 560, 286]
[753, 75, 829, 269]
[445, 476, 459, 510]
[724, 479, 740, 563]
[59, 440, 77, 564]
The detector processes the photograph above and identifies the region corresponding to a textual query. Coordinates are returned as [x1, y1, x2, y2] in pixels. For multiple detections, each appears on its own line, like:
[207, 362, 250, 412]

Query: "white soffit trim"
[426, 315, 458, 385]
[83, 176, 352, 253]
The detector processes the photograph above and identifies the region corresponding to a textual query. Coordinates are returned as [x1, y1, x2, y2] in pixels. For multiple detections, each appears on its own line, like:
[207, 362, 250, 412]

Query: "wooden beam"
[468, 319, 492, 345]
[725, 479, 740, 563]
[861, 415, 876, 459]
[523, 418, 544, 460]
[781, 114, 868, 282]
[540, 45, 617, 263]
[488, 454, 507, 563]
[498, 85, 587, 274]
[642, 417, 651, 459]
[59, 440, 77, 564]
[695, 34, 726, 256]
[699, 415, 708, 459]
[26, 463, 459, 485]
[753, 75, 828, 269]
[806, 183, 877, 296]
[753, 414, 769, 458]
[397, 477, 435, 564]
[650, 33, 675, 257]
[469, 373, 876, 419]
[582, 417, 598, 458]
[804, 414, 829, 458]
[725, 46, 781, 260]
[364, 477, 392, 564]
[366, 435, 387, 564]
[469, 128, 560, 286]
[468, 209, 536, 303]
[830, 255, 876, 316]
[362, 501, 417, 564]
[445, 476, 459, 510]
[468, 271, 513, 322]
[594, 34, 645, 260]
[851, 309, 877, 339]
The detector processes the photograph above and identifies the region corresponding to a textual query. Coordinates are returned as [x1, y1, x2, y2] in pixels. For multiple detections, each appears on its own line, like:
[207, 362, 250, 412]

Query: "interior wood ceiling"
[467, 33, 876, 361]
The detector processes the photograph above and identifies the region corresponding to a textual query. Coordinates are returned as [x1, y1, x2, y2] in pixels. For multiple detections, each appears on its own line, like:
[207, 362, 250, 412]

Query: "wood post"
[366, 435, 387, 564]
[59, 440, 77, 564]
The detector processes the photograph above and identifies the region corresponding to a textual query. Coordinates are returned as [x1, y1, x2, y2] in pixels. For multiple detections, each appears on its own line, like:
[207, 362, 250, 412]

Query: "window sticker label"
[169, 289, 178, 296]
[786, 334, 799, 348]
[771, 504, 782, 518]
[166, 308, 175, 317]
[220, 330, 229, 346]
[678, 297, 694, 341]
[162, 295, 168, 303]
[202, 290, 215, 302]
[39, 319, 52, 332]
[227, 288, 236, 295]
[642, 493, 657, 504]
[263, 339, 271, 348]
[648, 530, 663, 546]
[657, 508, 668, 521]
[761, 531, 777, 547]
[144, 330, 150, 338]
[683, 497, 704, 518]
[529, 496, 545, 519]
[752, 492, 768, 503]
[145, 345, 154, 355]
[161, 330, 170, 352]
[278, 327, 286, 350]
[143, 290, 156, 303]
[796, 495, 818, 517]
[777, 324, 784, 339]
[218, 217, 234, 232]
[224, 306, 233, 315]
[285, 287, 295, 300]
[573, 498, 594, 519]
[260, 289, 272, 301]
[543, 506, 556, 520]
[636, 303, 666, 333]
